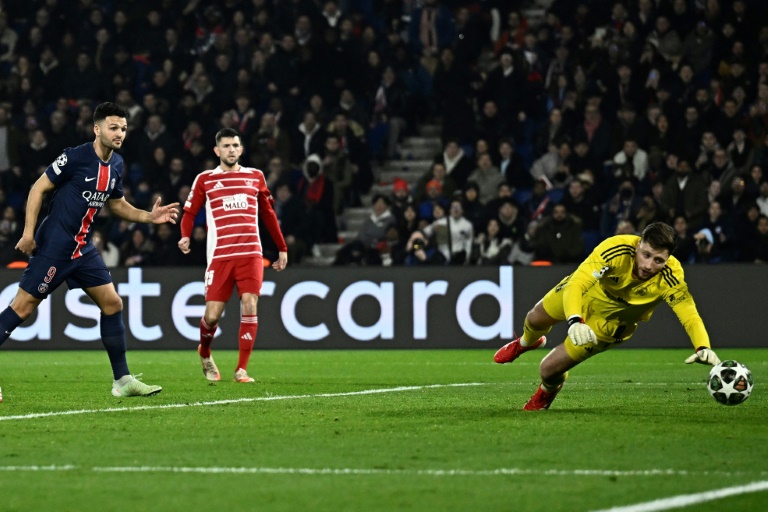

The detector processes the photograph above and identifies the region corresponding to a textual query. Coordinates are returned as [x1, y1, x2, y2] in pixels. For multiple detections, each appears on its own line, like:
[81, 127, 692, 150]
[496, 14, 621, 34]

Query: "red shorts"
[204, 257, 263, 302]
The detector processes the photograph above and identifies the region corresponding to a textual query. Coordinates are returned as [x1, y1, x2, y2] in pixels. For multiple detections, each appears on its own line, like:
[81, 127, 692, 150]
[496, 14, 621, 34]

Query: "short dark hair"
[640, 222, 676, 254]
[93, 102, 128, 124]
[215, 127, 241, 143]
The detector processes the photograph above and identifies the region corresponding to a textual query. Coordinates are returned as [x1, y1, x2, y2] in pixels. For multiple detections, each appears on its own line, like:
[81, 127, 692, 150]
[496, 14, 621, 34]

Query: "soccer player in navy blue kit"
[0, 102, 179, 397]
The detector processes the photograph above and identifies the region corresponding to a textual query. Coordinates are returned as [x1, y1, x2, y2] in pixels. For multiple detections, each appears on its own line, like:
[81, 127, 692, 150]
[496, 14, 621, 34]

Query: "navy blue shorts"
[19, 249, 113, 299]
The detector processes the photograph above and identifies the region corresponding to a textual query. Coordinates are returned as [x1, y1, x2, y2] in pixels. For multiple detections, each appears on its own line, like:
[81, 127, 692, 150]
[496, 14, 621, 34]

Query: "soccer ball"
[707, 360, 753, 406]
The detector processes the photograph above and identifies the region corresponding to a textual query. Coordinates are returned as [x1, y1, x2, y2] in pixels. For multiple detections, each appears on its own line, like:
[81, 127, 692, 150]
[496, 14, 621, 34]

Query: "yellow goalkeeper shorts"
[540, 285, 637, 363]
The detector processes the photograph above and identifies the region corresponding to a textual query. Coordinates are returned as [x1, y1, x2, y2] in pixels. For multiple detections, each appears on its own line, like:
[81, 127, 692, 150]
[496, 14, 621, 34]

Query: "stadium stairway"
[303, 123, 443, 266]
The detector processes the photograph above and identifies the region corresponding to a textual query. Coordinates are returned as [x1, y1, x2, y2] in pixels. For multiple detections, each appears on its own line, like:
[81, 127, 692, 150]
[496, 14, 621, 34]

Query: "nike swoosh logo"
[85, 177, 97, 182]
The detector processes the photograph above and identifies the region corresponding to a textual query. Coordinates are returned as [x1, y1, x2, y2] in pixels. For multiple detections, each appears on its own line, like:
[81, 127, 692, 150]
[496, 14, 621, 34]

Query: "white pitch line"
[0, 383, 486, 422]
[1, 465, 767, 479]
[0, 465, 76, 471]
[590, 480, 768, 512]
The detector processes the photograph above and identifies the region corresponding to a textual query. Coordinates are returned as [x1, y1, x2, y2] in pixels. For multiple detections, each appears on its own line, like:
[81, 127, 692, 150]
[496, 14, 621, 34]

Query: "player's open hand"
[684, 347, 720, 366]
[178, 237, 191, 254]
[15, 233, 36, 256]
[272, 251, 287, 271]
[150, 197, 180, 224]
[567, 315, 597, 346]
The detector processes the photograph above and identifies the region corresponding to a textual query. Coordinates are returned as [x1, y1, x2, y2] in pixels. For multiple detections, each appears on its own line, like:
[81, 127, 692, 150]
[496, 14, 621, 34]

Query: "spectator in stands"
[612, 138, 650, 186]
[702, 147, 738, 187]
[727, 128, 754, 175]
[321, 136, 353, 215]
[326, 112, 372, 198]
[250, 112, 292, 171]
[497, 138, 530, 191]
[481, 50, 528, 140]
[419, 198, 473, 266]
[467, 152, 504, 205]
[0, 205, 22, 266]
[496, 198, 527, 243]
[695, 130, 721, 174]
[647, 113, 677, 163]
[394, 203, 420, 243]
[435, 139, 473, 190]
[562, 177, 601, 235]
[296, 154, 337, 256]
[418, 179, 449, 223]
[476, 100, 505, 151]
[612, 102, 648, 154]
[368, 65, 408, 162]
[150, 223, 182, 266]
[733, 203, 762, 261]
[292, 110, 326, 165]
[573, 101, 613, 165]
[671, 215, 696, 264]
[531, 203, 584, 264]
[472, 217, 512, 266]
[757, 180, 768, 217]
[19, 129, 56, 184]
[719, 175, 755, 220]
[531, 138, 572, 189]
[745, 165, 764, 198]
[408, 0, 456, 62]
[659, 159, 709, 228]
[415, 162, 457, 203]
[333, 194, 396, 267]
[82, 228, 117, 270]
[535, 107, 567, 159]
[634, 193, 664, 233]
[389, 178, 414, 221]
[460, 181, 486, 233]
[272, 181, 307, 265]
[602, 178, 644, 237]
[755, 214, 768, 262]
[121, 226, 155, 268]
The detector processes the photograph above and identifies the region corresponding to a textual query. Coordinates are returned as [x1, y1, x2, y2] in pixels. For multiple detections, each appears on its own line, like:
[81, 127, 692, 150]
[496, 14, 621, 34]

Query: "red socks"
[199, 316, 258, 370]
[237, 315, 258, 370]
[199, 318, 217, 358]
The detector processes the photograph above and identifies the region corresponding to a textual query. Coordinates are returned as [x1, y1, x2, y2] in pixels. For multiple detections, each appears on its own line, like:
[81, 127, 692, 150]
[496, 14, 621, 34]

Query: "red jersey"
[181, 165, 287, 264]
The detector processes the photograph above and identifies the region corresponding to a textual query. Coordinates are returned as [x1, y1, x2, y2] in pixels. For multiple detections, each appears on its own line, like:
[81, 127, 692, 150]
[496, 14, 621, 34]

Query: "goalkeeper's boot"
[523, 384, 562, 411]
[494, 336, 547, 364]
[198, 345, 221, 381]
[112, 375, 162, 397]
[234, 368, 255, 383]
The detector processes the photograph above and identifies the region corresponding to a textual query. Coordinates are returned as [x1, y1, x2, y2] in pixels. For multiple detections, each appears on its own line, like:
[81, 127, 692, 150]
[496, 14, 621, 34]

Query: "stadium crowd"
[0, 0, 768, 268]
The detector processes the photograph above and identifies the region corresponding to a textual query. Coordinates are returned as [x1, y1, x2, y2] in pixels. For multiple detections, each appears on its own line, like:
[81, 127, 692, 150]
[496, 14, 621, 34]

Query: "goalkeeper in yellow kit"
[494, 222, 720, 410]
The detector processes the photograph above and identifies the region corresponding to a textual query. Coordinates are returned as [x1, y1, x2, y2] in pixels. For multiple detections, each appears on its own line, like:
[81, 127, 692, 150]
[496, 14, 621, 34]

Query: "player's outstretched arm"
[108, 197, 180, 224]
[15, 173, 56, 256]
[149, 197, 180, 224]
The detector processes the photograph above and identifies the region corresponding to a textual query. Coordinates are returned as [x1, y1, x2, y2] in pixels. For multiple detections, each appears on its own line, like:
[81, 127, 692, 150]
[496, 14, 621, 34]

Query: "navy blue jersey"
[36, 142, 125, 260]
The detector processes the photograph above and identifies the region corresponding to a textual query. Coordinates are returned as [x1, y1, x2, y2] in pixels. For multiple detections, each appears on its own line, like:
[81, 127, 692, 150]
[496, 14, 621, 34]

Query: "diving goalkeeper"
[494, 222, 719, 410]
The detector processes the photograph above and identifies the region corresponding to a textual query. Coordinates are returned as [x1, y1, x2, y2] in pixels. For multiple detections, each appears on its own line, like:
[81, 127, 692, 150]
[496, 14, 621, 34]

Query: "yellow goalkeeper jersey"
[555, 234, 710, 348]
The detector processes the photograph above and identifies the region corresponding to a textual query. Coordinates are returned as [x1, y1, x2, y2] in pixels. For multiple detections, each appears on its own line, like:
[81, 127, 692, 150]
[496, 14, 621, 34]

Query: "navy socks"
[101, 312, 130, 380]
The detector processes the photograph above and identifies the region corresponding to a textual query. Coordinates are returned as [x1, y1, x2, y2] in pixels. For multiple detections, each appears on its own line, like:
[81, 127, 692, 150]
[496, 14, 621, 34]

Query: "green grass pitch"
[0, 348, 766, 512]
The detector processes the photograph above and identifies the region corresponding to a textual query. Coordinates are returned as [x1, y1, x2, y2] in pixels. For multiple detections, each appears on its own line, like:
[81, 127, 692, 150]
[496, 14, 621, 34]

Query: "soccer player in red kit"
[178, 128, 288, 383]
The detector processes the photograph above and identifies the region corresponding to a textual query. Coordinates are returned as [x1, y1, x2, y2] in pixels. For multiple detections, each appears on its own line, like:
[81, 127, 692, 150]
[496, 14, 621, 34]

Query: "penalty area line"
[590, 480, 768, 512]
[0, 382, 486, 422]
